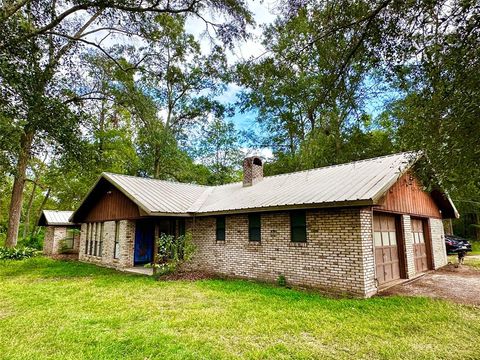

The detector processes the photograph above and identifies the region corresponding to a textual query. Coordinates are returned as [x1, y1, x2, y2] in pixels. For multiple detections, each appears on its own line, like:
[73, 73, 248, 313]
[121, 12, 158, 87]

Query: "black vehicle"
[445, 234, 472, 254]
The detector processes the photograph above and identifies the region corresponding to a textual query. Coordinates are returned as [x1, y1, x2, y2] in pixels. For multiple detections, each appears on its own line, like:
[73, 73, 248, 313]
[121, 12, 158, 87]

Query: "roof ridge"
[261, 151, 419, 180]
[103, 152, 419, 189]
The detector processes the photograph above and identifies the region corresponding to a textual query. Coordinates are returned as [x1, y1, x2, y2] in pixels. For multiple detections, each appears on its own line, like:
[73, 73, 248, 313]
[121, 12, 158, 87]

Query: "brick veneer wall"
[430, 218, 447, 269]
[43, 226, 80, 256]
[78, 220, 135, 268]
[401, 215, 417, 279]
[187, 208, 377, 297]
[43, 227, 55, 255]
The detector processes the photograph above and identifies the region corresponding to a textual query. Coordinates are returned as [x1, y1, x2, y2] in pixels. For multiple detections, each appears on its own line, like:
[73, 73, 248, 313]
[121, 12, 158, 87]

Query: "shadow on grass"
[0, 256, 131, 279]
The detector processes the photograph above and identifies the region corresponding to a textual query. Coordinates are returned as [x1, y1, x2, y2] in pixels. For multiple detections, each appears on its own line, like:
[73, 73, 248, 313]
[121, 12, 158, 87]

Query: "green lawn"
[471, 240, 480, 255]
[448, 254, 480, 269]
[1, 258, 479, 359]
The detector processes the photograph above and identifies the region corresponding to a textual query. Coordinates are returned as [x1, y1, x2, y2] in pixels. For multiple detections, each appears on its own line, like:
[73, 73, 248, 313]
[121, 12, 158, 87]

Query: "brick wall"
[430, 218, 447, 269]
[187, 208, 376, 297]
[401, 215, 416, 278]
[43, 227, 55, 255]
[43, 226, 80, 256]
[78, 220, 135, 268]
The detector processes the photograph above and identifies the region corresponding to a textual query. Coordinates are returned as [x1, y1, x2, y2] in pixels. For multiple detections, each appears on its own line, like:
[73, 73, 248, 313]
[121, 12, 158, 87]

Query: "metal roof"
[102, 173, 208, 215]
[71, 152, 459, 220]
[39, 210, 76, 226]
[190, 152, 420, 214]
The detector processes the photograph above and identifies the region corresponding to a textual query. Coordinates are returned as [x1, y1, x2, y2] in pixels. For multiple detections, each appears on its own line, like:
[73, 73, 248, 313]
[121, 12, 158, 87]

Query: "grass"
[1, 258, 480, 360]
[470, 240, 480, 255]
[448, 250, 480, 269]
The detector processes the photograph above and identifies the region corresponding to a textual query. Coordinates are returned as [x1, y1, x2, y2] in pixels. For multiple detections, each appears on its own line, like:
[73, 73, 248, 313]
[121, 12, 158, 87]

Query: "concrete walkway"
[123, 267, 154, 276]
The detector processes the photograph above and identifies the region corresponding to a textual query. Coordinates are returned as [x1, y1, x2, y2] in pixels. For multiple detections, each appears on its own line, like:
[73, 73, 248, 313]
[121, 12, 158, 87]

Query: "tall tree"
[191, 118, 243, 185]
[0, 0, 252, 247]
[236, 1, 382, 171]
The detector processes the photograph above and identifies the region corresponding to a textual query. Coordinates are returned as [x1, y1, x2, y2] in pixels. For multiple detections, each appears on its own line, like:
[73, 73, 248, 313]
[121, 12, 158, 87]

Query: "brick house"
[69, 152, 458, 297]
[38, 210, 80, 256]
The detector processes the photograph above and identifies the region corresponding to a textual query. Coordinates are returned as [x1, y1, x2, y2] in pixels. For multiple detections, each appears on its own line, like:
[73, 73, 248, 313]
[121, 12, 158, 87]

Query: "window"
[89, 223, 94, 255]
[98, 222, 104, 257]
[290, 211, 307, 242]
[85, 223, 90, 254]
[64, 229, 75, 249]
[178, 219, 186, 237]
[216, 216, 226, 241]
[93, 223, 98, 256]
[248, 213, 261, 242]
[113, 221, 120, 259]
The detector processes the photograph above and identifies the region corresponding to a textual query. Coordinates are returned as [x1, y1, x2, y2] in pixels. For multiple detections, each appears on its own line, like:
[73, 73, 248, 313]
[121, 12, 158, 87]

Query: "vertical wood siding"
[375, 172, 441, 218]
[85, 187, 140, 222]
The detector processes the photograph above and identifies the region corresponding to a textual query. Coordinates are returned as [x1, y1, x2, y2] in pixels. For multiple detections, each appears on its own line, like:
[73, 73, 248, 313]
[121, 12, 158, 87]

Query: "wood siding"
[375, 172, 442, 219]
[85, 187, 140, 222]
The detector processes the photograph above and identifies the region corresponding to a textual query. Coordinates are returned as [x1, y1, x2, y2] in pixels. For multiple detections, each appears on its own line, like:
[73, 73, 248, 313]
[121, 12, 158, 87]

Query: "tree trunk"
[6, 131, 34, 248]
[22, 179, 38, 241]
[475, 213, 480, 241]
[154, 155, 160, 179]
[31, 187, 50, 237]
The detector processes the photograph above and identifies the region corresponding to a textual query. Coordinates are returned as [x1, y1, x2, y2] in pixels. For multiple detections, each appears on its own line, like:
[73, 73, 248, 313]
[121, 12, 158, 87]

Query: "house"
[38, 210, 80, 256]
[69, 152, 458, 297]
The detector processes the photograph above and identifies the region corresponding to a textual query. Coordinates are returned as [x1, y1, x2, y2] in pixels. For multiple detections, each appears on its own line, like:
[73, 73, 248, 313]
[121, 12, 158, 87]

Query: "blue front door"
[134, 220, 155, 264]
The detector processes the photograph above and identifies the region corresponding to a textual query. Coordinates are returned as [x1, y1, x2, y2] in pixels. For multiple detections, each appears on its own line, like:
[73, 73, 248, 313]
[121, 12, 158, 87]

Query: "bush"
[19, 233, 43, 250]
[277, 275, 287, 287]
[149, 232, 196, 276]
[0, 246, 39, 260]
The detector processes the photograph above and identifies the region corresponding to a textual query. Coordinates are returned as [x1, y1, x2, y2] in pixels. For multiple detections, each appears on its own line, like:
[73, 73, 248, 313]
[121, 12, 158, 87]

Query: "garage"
[411, 218, 430, 273]
[374, 213, 402, 285]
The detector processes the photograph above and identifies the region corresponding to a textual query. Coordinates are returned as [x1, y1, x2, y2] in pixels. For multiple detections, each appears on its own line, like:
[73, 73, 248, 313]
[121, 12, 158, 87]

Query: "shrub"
[150, 232, 196, 276]
[0, 247, 39, 260]
[19, 233, 43, 250]
[277, 275, 287, 287]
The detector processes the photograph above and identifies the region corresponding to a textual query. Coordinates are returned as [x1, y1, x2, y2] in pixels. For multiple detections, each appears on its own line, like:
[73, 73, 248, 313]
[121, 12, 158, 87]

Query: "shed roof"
[70, 152, 459, 221]
[38, 210, 76, 226]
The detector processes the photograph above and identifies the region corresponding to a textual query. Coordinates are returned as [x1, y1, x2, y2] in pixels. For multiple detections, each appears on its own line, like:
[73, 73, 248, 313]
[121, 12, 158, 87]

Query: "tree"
[236, 1, 382, 170]
[191, 118, 243, 184]
[0, 0, 253, 247]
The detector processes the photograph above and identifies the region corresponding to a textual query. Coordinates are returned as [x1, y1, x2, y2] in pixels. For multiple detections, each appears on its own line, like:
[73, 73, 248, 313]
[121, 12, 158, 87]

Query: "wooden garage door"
[411, 218, 429, 273]
[374, 214, 401, 285]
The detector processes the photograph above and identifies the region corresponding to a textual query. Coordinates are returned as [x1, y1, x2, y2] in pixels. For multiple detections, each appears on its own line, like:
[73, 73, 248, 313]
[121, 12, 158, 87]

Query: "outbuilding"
[69, 152, 458, 297]
[38, 210, 80, 256]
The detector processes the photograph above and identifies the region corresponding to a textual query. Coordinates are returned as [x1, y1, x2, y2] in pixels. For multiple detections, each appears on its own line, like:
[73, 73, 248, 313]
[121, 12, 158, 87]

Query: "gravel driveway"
[382, 262, 480, 306]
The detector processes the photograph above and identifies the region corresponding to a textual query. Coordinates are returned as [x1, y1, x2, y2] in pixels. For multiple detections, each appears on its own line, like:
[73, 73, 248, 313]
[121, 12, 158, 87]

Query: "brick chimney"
[243, 156, 263, 187]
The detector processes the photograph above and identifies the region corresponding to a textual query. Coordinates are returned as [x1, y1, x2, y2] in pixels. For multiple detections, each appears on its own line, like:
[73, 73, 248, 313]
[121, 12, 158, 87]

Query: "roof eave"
[191, 199, 375, 217]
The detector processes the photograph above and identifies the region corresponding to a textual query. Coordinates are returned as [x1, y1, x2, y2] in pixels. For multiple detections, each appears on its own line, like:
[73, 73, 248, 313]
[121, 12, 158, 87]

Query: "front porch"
[132, 217, 187, 267]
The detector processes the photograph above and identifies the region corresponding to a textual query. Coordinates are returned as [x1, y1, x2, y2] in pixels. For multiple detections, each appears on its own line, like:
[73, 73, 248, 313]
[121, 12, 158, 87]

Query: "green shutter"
[216, 216, 226, 241]
[248, 214, 261, 242]
[290, 211, 307, 242]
